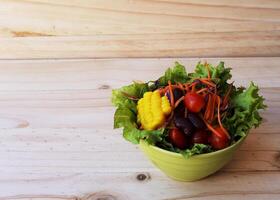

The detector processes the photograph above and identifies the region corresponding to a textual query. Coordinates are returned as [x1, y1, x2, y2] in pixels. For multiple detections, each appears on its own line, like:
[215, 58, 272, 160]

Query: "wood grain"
[0, 57, 279, 199]
[0, 0, 280, 58]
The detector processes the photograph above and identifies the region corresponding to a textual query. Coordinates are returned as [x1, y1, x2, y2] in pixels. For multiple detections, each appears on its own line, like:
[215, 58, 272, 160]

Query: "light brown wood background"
[0, 1, 280, 200]
[0, 0, 280, 58]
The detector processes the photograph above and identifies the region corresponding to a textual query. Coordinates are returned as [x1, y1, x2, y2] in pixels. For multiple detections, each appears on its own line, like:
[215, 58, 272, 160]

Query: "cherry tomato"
[192, 130, 209, 144]
[184, 92, 205, 113]
[209, 127, 229, 150]
[169, 128, 187, 149]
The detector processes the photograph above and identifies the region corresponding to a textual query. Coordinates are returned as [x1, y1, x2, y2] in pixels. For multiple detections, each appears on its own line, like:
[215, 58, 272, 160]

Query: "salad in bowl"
[112, 62, 265, 181]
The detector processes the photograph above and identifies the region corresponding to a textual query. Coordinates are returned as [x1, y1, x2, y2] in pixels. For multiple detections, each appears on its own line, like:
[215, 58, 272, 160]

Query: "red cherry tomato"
[192, 130, 209, 144]
[184, 92, 205, 113]
[169, 128, 187, 149]
[209, 127, 229, 150]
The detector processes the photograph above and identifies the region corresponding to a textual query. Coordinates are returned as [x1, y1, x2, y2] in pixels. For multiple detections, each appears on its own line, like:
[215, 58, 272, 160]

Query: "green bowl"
[139, 136, 246, 181]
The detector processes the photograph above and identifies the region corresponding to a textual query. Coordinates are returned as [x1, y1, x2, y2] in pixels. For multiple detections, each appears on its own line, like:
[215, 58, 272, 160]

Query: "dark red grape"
[192, 130, 209, 144]
[174, 117, 195, 135]
[174, 102, 185, 118]
[187, 113, 206, 129]
[166, 88, 184, 102]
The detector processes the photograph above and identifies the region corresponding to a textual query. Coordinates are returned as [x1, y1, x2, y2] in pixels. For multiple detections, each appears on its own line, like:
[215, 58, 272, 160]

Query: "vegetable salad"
[112, 62, 266, 158]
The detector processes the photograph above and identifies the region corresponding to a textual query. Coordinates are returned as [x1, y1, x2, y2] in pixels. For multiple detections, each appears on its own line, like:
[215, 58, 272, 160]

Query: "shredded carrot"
[204, 120, 223, 138]
[174, 96, 185, 108]
[162, 110, 174, 128]
[204, 93, 216, 122]
[185, 85, 190, 92]
[178, 83, 185, 91]
[200, 79, 216, 87]
[204, 94, 212, 120]
[189, 81, 197, 87]
[172, 85, 183, 90]
[191, 82, 198, 92]
[209, 94, 216, 121]
[199, 78, 211, 81]
[217, 96, 231, 139]
[197, 87, 208, 94]
[183, 83, 191, 92]
[158, 87, 169, 95]
[121, 91, 139, 100]
[168, 80, 175, 107]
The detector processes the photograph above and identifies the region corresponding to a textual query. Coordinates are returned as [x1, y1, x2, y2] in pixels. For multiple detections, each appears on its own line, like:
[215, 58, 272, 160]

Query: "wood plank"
[0, 129, 279, 173]
[156, 0, 280, 9]
[0, 57, 279, 199]
[0, 0, 279, 58]
[0, 57, 279, 90]
[1, 172, 280, 199]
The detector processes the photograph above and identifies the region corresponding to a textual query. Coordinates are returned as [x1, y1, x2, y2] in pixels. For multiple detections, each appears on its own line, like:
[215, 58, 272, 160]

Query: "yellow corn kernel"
[137, 90, 172, 130]
[161, 96, 172, 115]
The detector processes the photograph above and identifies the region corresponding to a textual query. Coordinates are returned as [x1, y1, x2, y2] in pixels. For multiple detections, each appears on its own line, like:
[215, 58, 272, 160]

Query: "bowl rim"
[140, 135, 246, 158]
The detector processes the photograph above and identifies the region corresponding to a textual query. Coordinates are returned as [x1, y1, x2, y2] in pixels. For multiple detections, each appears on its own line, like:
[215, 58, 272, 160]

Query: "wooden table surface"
[0, 1, 280, 200]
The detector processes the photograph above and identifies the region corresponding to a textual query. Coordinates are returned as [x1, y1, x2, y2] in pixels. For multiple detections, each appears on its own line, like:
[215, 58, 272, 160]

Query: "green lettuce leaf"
[112, 82, 149, 110]
[112, 82, 165, 144]
[114, 105, 164, 144]
[223, 82, 266, 139]
[123, 127, 164, 144]
[190, 62, 231, 83]
[156, 62, 189, 86]
[180, 144, 213, 158]
[189, 62, 232, 94]
[114, 106, 137, 129]
[112, 82, 148, 129]
[156, 135, 213, 158]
